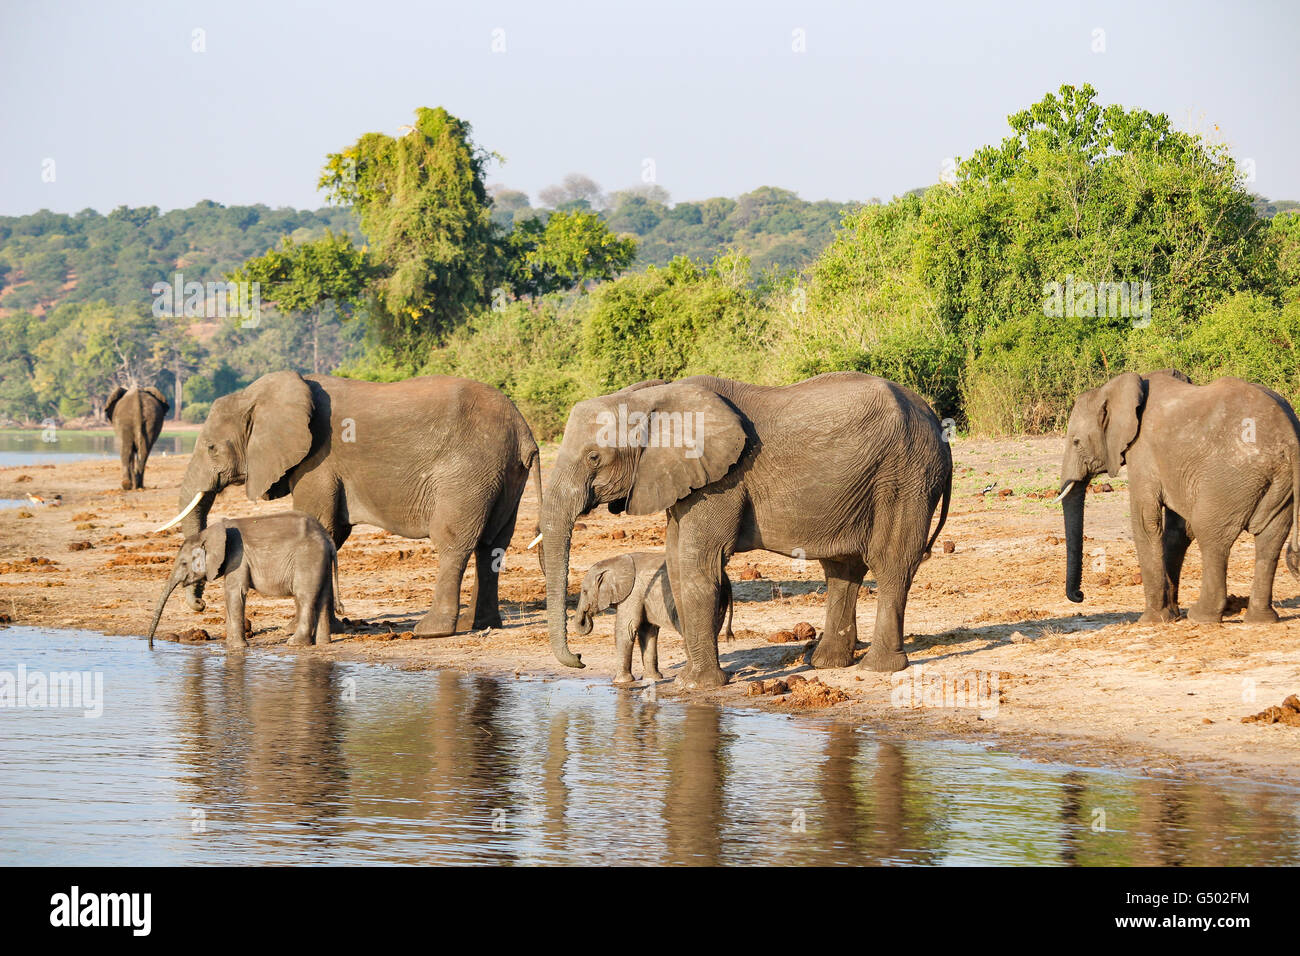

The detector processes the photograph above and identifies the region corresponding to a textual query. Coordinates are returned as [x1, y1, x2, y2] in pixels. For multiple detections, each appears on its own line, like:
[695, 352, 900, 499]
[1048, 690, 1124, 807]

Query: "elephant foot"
[225, 639, 249, 651]
[329, 615, 351, 634]
[286, 634, 312, 646]
[859, 646, 909, 673]
[810, 638, 855, 670]
[645, 668, 665, 682]
[472, 612, 504, 631]
[613, 672, 637, 685]
[673, 664, 730, 691]
[1244, 605, 1280, 624]
[413, 609, 457, 637]
[1137, 607, 1179, 625]
[120, 479, 133, 491]
[1186, 605, 1224, 625]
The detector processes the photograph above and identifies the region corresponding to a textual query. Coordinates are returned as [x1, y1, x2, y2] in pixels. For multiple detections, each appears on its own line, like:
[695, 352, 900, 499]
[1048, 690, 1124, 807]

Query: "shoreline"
[3, 438, 1300, 788]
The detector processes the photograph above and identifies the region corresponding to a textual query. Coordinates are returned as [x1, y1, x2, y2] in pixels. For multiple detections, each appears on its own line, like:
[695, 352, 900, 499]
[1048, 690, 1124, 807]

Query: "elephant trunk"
[176, 463, 216, 612]
[540, 469, 587, 669]
[574, 603, 594, 636]
[147, 574, 181, 648]
[1062, 480, 1087, 603]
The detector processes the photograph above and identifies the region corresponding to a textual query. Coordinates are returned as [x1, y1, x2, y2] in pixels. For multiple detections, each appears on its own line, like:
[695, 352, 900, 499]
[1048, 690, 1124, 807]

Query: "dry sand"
[2, 434, 1299, 786]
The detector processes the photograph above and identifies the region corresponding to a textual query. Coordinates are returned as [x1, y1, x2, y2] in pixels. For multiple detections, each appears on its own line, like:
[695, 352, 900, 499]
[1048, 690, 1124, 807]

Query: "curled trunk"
[1063, 481, 1086, 603]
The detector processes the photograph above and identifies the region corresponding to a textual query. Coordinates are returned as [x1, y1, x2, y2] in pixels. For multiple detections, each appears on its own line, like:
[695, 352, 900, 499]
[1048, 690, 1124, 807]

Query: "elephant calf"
[148, 512, 341, 649]
[576, 552, 734, 684]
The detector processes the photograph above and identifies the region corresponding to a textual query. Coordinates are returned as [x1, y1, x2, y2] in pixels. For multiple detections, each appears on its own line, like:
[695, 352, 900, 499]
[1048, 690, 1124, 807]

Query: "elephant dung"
[67, 540, 93, 551]
[1242, 695, 1300, 727]
[768, 630, 799, 643]
[157, 628, 217, 644]
[943, 540, 956, 553]
[792, 621, 817, 641]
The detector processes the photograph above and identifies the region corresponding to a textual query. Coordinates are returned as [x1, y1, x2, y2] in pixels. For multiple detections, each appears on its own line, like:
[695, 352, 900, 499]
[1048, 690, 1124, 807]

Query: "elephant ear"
[244, 371, 314, 501]
[142, 386, 170, 413]
[625, 383, 748, 516]
[595, 554, 637, 608]
[1100, 372, 1145, 477]
[197, 522, 229, 581]
[104, 386, 126, 422]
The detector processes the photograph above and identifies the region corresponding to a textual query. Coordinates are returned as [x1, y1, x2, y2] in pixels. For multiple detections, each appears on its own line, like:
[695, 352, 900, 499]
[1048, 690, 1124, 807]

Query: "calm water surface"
[0, 430, 196, 467]
[1, 628, 1297, 866]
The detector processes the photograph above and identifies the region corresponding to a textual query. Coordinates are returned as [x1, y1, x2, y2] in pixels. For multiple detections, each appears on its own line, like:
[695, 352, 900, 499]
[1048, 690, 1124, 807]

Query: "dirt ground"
[3, 434, 1300, 787]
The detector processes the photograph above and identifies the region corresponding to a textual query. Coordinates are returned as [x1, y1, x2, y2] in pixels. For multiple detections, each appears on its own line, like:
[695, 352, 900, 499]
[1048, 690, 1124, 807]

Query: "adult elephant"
[1058, 370, 1300, 623]
[539, 372, 953, 688]
[155, 372, 541, 636]
[105, 386, 169, 490]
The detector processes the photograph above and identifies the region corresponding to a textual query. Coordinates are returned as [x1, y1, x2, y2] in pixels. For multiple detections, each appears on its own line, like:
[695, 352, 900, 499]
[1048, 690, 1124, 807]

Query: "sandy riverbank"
[2, 436, 1299, 786]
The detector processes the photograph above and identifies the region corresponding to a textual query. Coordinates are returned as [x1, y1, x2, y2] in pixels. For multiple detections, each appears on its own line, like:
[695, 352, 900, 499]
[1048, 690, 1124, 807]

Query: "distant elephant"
[575, 551, 735, 684]
[539, 372, 953, 688]
[105, 386, 169, 490]
[1059, 370, 1300, 623]
[147, 512, 340, 649]
[153, 372, 541, 636]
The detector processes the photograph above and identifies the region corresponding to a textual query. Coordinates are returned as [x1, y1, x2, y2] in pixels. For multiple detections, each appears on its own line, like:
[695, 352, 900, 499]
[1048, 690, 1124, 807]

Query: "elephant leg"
[613, 608, 637, 684]
[416, 494, 495, 637]
[859, 494, 930, 672]
[1161, 508, 1192, 616]
[812, 556, 866, 669]
[665, 515, 731, 690]
[469, 510, 515, 630]
[119, 442, 135, 491]
[1187, 532, 1236, 624]
[287, 591, 314, 646]
[317, 519, 352, 631]
[132, 446, 146, 489]
[224, 583, 249, 649]
[1245, 509, 1289, 623]
[640, 623, 663, 682]
[1133, 489, 1177, 624]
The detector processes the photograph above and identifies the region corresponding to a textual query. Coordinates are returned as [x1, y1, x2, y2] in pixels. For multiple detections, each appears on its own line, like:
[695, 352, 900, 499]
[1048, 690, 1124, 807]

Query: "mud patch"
[1242, 694, 1300, 727]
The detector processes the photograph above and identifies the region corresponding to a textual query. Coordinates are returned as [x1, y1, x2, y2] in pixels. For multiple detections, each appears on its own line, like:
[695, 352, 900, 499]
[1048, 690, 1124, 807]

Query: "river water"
[0, 628, 1297, 866]
[0, 430, 196, 467]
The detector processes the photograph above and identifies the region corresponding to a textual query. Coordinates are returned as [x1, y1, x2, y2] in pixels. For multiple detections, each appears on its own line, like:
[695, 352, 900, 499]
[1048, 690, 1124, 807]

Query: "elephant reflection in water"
[815, 729, 944, 865]
[664, 704, 727, 866]
[175, 656, 349, 838]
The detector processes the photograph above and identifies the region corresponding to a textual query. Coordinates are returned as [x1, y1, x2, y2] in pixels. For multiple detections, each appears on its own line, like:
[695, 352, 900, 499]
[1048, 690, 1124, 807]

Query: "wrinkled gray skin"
[147, 512, 340, 649]
[575, 551, 735, 684]
[105, 386, 169, 490]
[541, 372, 953, 688]
[1060, 369, 1300, 623]
[169, 372, 540, 635]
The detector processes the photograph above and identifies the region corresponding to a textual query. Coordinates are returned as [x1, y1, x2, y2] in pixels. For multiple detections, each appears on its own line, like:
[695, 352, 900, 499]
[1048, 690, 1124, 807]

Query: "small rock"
[1009, 630, 1029, 643]
[1131, 571, 1142, 585]
[1045, 535, 1060, 545]
[942, 540, 956, 554]
[609, 529, 626, 540]
[740, 565, 763, 581]
[68, 540, 94, 551]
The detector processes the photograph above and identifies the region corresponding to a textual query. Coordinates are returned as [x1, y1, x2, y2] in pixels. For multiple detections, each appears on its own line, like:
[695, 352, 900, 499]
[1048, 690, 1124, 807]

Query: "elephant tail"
[923, 465, 952, 561]
[1288, 443, 1300, 579]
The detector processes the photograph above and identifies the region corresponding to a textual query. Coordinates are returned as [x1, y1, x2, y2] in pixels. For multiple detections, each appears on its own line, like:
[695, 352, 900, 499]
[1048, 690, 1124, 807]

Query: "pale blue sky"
[1, 0, 1296, 216]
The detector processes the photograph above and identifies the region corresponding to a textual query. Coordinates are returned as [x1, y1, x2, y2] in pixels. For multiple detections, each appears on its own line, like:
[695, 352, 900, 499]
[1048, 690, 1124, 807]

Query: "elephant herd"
[124, 366, 1300, 690]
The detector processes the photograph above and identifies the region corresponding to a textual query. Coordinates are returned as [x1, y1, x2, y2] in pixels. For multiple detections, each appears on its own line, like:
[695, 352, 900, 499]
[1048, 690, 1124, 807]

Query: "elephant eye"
[587, 450, 601, 464]
[1072, 437, 1081, 446]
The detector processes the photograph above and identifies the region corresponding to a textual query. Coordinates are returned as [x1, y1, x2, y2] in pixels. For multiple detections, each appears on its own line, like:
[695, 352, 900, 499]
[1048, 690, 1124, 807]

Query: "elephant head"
[155, 371, 315, 610]
[539, 381, 748, 667]
[1058, 371, 1145, 604]
[147, 522, 232, 646]
[574, 555, 637, 635]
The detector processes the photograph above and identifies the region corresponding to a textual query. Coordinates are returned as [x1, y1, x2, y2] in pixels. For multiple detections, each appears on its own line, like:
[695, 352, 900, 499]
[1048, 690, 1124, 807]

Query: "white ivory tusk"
[1052, 481, 1075, 504]
[527, 533, 543, 550]
[153, 492, 204, 533]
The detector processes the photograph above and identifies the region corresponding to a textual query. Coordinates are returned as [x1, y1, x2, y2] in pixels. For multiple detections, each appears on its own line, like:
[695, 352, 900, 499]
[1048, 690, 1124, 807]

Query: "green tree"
[504, 210, 637, 300]
[319, 107, 498, 357]
[231, 231, 373, 373]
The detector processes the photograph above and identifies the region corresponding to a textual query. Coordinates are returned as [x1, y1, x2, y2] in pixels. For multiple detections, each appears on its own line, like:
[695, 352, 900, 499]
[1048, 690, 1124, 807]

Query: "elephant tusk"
[154, 492, 203, 533]
[1053, 481, 1075, 504]
[527, 533, 543, 550]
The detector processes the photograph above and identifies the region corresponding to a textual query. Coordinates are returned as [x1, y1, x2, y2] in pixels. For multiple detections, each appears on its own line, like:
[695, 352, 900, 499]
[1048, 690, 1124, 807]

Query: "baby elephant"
[575, 552, 734, 684]
[147, 512, 341, 649]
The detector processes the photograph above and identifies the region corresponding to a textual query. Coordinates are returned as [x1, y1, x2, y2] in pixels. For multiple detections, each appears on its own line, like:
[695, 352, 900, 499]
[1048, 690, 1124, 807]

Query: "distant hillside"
[0, 202, 362, 316]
